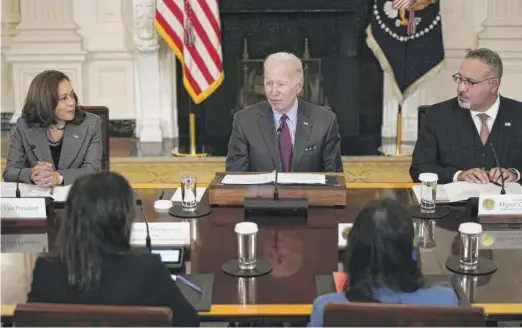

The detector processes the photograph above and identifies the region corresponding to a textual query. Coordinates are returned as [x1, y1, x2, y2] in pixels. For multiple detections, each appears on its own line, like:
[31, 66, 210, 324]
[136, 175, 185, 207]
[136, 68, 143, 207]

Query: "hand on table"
[458, 168, 489, 184]
[489, 167, 516, 184]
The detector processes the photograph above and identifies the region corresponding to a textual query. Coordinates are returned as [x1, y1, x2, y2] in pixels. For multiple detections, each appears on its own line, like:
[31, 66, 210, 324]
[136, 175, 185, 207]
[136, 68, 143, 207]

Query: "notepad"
[221, 171, 326, 185]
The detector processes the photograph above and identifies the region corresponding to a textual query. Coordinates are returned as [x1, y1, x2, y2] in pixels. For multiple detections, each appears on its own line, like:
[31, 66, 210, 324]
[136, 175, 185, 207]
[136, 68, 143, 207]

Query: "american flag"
[155, 0, 224, 104]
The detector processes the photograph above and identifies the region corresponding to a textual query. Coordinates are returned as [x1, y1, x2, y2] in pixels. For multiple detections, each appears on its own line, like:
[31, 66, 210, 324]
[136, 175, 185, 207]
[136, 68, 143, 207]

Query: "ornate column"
[478, 0, 522, 101]
[132, 0, 178, 142]
[5, 0, 86, 123]
[1, 0, 21, 114]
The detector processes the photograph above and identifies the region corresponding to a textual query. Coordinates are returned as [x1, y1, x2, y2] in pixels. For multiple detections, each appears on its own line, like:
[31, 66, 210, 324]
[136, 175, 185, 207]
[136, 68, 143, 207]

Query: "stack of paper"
[1, 182, 71, 202]
[412, 181, 522, 203]
[221, 171, 326, 185]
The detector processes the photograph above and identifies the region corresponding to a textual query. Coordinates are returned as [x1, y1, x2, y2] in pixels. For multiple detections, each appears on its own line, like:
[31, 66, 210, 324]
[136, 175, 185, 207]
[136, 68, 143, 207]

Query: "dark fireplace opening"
[176, 0, 383, 156]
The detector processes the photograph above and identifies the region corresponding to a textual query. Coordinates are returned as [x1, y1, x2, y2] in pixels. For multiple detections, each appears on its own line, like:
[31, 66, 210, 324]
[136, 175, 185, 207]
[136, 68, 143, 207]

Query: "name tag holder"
[478, 194, 522, 224]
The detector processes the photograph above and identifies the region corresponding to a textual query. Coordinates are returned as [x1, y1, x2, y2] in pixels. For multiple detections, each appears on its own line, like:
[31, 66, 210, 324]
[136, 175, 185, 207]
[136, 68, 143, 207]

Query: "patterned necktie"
[477, 113, 490, 145]
[279, 114, 293, 172]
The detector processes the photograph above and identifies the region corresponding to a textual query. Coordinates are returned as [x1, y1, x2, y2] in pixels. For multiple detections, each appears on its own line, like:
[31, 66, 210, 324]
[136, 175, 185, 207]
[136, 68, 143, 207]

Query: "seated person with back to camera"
[27, 172, 200, 327]
[225, 52, 343, 173]
[310, 198, 458, 327]
[410, 48, 522, 185]
[3, 70, 102, 187]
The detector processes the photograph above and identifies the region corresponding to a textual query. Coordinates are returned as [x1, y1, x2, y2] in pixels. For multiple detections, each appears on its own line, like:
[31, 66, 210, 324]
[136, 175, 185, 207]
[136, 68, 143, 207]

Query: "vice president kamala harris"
[3, 70, 102, 186]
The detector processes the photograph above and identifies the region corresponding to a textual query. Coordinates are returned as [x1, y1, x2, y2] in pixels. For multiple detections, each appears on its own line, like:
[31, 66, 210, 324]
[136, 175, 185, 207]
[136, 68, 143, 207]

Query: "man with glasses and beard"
[410, 48, 522, 184]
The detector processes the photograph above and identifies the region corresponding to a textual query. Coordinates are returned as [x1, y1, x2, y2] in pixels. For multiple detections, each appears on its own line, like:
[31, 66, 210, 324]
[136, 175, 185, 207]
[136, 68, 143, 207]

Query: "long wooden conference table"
[2, 182, 522, 324]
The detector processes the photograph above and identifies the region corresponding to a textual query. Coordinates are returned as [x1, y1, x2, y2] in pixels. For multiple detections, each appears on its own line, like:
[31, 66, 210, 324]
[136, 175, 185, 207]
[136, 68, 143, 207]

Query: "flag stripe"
[155, 0, 224, 104]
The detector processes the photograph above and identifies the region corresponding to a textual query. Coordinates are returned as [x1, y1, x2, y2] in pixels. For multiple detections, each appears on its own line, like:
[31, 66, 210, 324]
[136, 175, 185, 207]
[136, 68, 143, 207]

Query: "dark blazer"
[2, 112, 102, 185]
[410, 96, 522, 184]
[28, 254, 200, 327]
[226, 99, 343, 172]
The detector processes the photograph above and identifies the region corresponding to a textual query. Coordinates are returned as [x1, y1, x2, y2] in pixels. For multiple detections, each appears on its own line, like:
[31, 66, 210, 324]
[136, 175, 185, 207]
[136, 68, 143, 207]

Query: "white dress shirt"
[453, 96, 520, 182]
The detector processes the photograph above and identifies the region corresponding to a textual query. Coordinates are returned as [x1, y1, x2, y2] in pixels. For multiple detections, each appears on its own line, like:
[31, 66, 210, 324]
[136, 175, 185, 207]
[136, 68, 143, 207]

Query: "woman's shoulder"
[313, 292, 348, 308]
[409, 284, 459, 305]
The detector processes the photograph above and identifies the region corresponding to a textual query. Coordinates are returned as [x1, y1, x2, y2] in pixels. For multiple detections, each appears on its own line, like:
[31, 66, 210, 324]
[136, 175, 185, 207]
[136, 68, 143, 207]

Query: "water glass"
[415, 219, 436, 249]
[459, 222, 482, 270]
[237, 277, 257, 305]
[235, 222, 258, 270]
[419, 173, 438, 213]
[180, 172, 197, 212]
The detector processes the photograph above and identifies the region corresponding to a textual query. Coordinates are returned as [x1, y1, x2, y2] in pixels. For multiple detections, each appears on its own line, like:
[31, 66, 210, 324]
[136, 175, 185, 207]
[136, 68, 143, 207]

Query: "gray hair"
[264, 52, 304, 80]
[465, 48, 503, 80]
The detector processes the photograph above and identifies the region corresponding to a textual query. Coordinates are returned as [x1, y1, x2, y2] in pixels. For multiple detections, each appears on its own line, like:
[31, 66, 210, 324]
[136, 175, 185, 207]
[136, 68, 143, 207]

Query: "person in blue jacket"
[310, 198, 458, 327]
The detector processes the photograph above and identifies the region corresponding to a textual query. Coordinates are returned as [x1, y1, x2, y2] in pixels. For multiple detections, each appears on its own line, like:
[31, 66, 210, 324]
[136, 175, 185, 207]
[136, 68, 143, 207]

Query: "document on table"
[220, 171, 326, 185]
[443, 181, 522, 203]
[412, 185, 450, 203]
[0, 182, 72, 202]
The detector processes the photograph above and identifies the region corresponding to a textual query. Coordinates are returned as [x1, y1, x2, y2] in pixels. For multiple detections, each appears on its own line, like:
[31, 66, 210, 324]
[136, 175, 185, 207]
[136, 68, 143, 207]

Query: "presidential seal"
[480, 233, 494, 248]
[342, 227, 352, 240]
[482, 198, 495, 211]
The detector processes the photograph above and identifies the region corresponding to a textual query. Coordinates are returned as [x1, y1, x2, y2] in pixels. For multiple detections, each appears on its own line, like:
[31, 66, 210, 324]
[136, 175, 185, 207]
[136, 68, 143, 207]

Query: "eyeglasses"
[452, 73, 496, 87]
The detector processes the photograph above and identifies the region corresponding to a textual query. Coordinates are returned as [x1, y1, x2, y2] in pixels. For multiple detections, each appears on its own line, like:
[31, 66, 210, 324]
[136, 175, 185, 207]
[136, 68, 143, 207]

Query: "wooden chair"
[14, 303, 172, 327]
[82, 106, 110, 171]
[323, 302, 485, 327]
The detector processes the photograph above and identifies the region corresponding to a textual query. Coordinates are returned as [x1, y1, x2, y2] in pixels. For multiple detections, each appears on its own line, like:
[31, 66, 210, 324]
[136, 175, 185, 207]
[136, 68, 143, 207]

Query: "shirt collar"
[272, 99, 298, 124]
[470, 95, 500, 120]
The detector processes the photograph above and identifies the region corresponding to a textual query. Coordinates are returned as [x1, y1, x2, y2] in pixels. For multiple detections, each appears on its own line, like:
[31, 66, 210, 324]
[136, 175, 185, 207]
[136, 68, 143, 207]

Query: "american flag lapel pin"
[505, 122, 511, 127]
[303, 122, 309, 126]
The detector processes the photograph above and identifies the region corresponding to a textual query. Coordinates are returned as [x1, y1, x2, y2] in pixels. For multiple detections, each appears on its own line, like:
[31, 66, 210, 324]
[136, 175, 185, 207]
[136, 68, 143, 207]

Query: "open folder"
[221, 171, 326, 185]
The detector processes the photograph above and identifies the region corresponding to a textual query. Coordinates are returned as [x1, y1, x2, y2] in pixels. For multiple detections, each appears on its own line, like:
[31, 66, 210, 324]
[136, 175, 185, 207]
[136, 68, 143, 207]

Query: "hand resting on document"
[457, 167, 517, 184]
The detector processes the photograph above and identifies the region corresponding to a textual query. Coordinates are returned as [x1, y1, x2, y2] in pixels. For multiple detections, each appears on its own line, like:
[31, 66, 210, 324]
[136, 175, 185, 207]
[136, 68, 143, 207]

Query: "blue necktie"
[279, 114, 293, 172]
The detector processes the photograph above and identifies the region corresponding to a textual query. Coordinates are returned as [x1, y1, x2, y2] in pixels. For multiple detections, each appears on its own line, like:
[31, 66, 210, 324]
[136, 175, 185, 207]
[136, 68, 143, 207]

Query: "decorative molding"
[132, 0, 159, 53]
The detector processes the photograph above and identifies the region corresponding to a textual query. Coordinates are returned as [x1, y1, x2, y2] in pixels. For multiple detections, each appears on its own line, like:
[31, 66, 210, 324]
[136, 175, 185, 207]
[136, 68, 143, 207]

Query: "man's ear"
[295, 79, 304, 94]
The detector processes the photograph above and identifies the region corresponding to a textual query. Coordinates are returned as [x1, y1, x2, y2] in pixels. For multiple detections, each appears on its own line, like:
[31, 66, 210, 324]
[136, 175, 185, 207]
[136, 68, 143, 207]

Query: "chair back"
[14, 303, 172, 327]
[82, 106, 110, 171]
[417, 105, 429, 137]
[323, 302, 485, 327]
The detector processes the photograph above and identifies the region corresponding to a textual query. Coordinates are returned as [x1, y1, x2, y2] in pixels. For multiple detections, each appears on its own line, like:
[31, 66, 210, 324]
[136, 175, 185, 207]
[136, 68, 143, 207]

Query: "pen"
[50, 187, 54, 196]
[172, 275, 203, 294]
[158, 189, 165, 200]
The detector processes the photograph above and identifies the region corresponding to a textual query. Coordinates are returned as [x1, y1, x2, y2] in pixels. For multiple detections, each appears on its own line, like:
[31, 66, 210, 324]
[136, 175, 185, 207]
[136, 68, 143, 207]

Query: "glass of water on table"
[180, 172, 197, 212]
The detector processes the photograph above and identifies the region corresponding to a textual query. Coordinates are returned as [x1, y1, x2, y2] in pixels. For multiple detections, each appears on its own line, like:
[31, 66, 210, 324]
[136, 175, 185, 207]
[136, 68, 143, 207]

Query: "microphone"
[136, 199, 152, 253]
[275, 127, 283, 201]
[489, 143, 506, 195]
[16, 145, 36, 198]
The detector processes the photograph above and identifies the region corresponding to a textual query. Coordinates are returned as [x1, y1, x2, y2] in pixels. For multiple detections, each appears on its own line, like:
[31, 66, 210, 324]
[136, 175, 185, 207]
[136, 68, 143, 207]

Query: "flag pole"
[173, 99, 208, 157]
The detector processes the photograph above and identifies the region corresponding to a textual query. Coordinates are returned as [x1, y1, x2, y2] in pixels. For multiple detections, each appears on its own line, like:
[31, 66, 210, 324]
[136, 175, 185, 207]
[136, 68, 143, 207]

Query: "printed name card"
[130, 222, 190, 246]
[478, 194, 522, 223]
[1, 233, 48, 253]
[338, 223, 353, 248]
[0, 198, 47, 219]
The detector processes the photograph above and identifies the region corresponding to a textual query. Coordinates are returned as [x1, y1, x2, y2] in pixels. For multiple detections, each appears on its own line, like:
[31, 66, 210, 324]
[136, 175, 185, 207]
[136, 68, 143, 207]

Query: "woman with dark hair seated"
[27, 172, 200, 327]
[310, 198, 458, 327]
[3, 70, 102, 186]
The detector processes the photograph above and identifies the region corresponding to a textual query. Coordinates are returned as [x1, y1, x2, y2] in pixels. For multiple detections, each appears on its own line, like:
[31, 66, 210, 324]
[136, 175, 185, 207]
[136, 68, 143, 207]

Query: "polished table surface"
[2, 185, 522, 321]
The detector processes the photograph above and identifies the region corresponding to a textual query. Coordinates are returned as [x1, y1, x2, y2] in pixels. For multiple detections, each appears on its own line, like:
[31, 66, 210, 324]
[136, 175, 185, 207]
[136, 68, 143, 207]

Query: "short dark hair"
[344, 198, 424, 301]
[465, 48, 503, 80]
[21, 70, 86, 127]
[53, 172, 135, 290]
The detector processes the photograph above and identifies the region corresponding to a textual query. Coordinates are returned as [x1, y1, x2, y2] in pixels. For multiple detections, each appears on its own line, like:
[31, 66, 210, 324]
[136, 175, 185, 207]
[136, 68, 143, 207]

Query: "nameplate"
[478, 194, 522, 223]
[130, 222, 190, 246]
[480, 230, 522, 250]
[338, 223, 353, 248]
[0, 198, 47, 219]
[1, 233, 48, 253]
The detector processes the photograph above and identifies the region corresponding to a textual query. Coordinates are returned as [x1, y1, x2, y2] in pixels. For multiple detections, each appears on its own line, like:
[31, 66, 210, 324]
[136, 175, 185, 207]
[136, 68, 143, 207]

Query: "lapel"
[453, 100, 478, 166]
[58, 123, 88, 170]
[291, 99, 313, 172]
[492, 96, 513, 166]
[258, 102, 281, 171]
[26, 125, 54, 166]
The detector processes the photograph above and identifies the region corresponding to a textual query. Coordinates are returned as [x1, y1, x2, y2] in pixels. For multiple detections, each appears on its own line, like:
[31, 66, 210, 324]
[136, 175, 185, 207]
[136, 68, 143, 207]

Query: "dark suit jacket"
[2, 112, 102, 185]
[410, 96, 522, 184]
[226, 99, 343, 172]
[27, 254, 200, 327]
